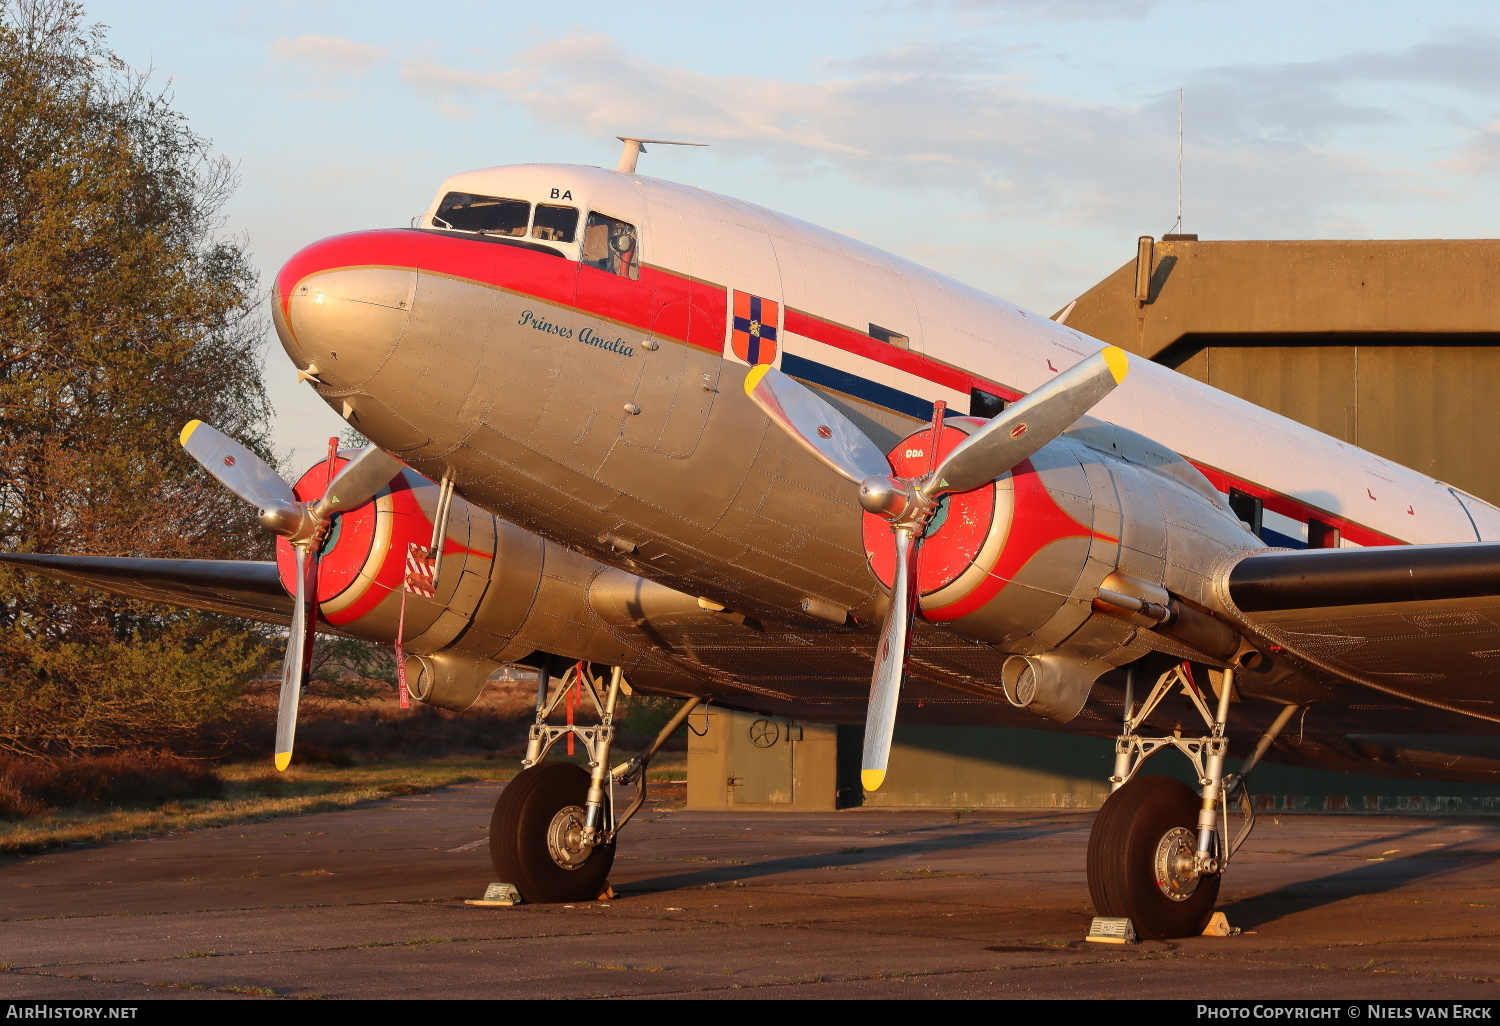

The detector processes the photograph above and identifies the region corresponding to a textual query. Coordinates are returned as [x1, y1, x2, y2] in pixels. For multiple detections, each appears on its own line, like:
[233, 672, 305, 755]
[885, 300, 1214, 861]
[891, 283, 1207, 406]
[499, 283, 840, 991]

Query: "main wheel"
[1087, 774, 1221, 939]
[490, 763, 616, 903]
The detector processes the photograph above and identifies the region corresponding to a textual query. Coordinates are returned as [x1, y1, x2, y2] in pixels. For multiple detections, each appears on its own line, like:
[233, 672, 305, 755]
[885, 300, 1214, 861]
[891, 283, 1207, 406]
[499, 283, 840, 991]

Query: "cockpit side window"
[581, 212, 639, 280]
[531, 204, 578, 243]
[435, 192, 530, 236]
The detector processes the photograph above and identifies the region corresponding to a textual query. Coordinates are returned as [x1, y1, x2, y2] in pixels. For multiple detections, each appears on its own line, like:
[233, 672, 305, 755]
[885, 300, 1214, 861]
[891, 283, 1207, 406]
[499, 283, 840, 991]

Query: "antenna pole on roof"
[1174, 89, 1184, 235]
[615, 137, 708, 174]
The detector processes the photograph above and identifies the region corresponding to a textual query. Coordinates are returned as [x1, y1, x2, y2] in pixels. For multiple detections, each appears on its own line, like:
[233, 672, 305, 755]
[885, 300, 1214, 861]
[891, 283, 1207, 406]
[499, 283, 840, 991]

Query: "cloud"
[283, 27, 1500, 241]
[1441, 121, 1500, 176]
[390, 31, 1382, 237]
[272, 34, 387, 77]
[1179, 29, 1500, 148]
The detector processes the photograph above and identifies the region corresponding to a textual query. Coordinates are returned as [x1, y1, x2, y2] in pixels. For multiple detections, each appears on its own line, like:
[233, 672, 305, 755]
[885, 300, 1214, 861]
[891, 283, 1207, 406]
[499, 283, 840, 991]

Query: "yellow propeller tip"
[861, 769, 886, 792]
[274, 752, 292, 772]
[1102, 346, 1129, 383]
[179, 420, 202, 447]
[744, 363, 771, 396]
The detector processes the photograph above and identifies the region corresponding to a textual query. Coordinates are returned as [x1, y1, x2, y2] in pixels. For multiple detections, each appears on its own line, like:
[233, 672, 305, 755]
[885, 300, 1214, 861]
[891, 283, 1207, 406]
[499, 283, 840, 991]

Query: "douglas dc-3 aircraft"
[10, 139, 1500, 939]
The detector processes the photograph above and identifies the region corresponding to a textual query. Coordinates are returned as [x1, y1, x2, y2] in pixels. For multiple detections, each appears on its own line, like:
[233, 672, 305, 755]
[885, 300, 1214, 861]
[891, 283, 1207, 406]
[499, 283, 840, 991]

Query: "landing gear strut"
[1086, 662, 1298, 938]
[488, 657, 703, 903]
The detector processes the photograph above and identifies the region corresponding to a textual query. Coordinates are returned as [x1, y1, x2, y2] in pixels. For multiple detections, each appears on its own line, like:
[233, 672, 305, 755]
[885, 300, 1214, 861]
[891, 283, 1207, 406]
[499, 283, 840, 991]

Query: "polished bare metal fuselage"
[265, 163, 1500, 779]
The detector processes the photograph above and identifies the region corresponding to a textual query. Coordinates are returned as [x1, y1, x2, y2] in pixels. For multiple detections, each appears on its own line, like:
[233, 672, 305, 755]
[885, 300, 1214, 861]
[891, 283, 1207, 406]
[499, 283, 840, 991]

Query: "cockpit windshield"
[531, 204, 578, 243]
[435, 192, 529, 236]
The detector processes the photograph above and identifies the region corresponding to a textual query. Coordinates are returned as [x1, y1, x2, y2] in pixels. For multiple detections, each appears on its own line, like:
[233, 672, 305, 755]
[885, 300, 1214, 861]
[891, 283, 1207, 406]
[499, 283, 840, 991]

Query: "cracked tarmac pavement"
[2, 781, 1498, 999]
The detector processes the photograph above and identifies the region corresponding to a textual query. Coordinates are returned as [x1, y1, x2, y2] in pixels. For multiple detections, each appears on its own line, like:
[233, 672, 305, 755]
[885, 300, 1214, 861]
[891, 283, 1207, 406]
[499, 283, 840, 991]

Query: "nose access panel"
[274, 231, 418, 392]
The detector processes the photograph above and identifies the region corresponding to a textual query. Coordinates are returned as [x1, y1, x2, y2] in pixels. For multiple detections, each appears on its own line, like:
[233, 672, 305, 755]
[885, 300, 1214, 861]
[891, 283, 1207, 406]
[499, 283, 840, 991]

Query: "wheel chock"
[465, 882, 523, 907]
[1201, 911, 1239, 937]
[1086, 916, 1137, 944]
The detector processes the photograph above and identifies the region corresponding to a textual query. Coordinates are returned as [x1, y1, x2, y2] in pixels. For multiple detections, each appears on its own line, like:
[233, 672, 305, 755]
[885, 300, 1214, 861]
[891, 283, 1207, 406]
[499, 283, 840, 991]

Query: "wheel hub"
[545, 804, 591, 870]
[1153, 826, 1201, 901]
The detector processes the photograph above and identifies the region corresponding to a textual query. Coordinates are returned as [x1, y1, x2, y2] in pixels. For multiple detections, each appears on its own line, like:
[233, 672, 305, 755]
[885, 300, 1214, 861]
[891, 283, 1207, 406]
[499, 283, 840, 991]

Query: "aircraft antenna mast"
[1173, 88, 1184, 235]
[615, 137, 708, 174]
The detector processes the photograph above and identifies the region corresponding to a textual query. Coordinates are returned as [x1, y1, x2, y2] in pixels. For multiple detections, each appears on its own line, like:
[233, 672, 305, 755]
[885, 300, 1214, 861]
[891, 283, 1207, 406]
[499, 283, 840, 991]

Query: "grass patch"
[0, 757, 517, 855]
[643, 752, 687, 783]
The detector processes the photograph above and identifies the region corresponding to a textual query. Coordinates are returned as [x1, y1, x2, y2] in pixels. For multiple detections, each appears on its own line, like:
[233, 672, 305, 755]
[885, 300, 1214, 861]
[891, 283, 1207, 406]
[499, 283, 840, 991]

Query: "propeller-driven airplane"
[10, 139, 1500, 939]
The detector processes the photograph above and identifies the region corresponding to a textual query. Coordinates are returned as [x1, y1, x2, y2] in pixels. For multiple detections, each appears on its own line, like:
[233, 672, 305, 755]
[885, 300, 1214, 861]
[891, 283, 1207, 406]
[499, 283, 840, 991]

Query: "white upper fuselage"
[420, 164, 1497, 550]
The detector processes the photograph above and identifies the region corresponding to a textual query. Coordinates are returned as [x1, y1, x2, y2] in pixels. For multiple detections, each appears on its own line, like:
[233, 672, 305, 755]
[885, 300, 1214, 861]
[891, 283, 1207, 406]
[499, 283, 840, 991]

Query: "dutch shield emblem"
[731, 291, 779, 365]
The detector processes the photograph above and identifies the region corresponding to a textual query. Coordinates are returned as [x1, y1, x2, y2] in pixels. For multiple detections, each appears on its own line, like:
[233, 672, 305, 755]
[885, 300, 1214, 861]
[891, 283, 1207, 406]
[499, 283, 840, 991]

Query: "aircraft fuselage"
[270, 163, 1500, 716]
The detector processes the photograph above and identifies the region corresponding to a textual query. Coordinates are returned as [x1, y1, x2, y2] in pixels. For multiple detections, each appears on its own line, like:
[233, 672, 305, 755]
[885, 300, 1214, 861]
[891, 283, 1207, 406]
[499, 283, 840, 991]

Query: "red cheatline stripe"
[1190, 461, 1399, 547]
[277, 229, 727, 353]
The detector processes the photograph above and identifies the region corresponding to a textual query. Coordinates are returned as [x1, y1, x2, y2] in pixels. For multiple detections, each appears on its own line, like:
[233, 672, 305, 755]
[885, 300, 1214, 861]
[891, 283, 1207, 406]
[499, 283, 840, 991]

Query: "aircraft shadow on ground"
[621, 810, 1496, 937]
[1222, 820, 1494, 929]
[617, 812, 1087, 894]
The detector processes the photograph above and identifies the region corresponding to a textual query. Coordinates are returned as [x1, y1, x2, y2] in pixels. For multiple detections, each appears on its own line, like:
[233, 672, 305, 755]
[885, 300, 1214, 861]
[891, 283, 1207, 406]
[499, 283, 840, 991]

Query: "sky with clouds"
[77, 0, 1500, 465]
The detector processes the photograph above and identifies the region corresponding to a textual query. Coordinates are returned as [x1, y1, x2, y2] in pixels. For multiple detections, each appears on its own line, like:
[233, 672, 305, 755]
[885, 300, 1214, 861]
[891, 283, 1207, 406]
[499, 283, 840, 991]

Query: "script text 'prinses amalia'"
[518, 310, 635, 357]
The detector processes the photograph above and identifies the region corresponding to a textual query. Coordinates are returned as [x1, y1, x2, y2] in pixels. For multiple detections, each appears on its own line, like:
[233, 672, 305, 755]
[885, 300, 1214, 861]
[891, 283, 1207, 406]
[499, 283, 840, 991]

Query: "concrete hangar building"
[687, 235, 1500, 814]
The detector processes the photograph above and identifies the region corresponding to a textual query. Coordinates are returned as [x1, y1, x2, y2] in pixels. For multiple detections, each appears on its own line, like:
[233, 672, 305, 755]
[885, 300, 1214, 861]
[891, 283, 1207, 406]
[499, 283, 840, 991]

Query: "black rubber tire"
[489, 763, 616, 903]
[1087, 774, 1221, 939]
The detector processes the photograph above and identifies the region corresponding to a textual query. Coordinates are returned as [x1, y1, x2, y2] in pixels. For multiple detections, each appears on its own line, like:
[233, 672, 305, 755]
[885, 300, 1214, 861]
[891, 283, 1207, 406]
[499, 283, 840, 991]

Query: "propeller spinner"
[180, 421, 404, 770]
[744, 347, 1128, 791]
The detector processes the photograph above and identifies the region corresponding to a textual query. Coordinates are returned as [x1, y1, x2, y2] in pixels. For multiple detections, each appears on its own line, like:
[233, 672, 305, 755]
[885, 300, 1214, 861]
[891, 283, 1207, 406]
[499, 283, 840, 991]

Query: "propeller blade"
[925, 346, 1129, 497]
[861, 527, 919, 792]
[745, 365, 892, 485]
[180, 420, 294, 510]
[312, 446, 405, 518]
[273, 544, 317, 771]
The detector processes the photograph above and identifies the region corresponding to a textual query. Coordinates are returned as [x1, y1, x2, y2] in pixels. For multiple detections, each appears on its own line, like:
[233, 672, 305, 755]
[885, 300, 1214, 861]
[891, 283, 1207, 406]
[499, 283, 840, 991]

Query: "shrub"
[0, 751, 222, 819]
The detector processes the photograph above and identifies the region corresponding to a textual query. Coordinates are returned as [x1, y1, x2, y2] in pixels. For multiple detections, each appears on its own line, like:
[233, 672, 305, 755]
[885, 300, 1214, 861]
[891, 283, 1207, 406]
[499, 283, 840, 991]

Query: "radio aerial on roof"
[615, 137, 708, 174]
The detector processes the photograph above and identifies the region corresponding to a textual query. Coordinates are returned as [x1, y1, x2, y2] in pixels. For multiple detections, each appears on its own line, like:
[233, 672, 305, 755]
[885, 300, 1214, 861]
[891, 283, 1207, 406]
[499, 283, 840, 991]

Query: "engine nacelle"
[862, 417, 1257, 721]
[275, 452, 545, 711]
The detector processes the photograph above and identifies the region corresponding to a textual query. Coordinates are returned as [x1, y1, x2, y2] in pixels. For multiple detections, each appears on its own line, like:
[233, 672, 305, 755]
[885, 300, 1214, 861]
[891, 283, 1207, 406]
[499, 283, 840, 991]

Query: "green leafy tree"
[0, 0, 278, 756]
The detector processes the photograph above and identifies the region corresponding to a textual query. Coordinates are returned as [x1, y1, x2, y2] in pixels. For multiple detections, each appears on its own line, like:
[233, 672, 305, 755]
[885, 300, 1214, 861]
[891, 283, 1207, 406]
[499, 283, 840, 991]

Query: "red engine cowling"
[273, 453, 544, 710]
[861, 417, 1250, 721]
[861, 417, 1116, 646]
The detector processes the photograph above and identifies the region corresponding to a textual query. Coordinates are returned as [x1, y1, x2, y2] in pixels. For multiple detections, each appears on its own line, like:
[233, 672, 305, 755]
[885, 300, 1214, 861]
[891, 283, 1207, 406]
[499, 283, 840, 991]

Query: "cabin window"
[1228, 488, 1264, 538]
[1308, 518, 1341, 548]
[970, 387, 1007, 418]
[532, 204, 578, 244]
[581, 212, 639, 280]
[434, 192, 530, 236]
[869, 323, 909, 349]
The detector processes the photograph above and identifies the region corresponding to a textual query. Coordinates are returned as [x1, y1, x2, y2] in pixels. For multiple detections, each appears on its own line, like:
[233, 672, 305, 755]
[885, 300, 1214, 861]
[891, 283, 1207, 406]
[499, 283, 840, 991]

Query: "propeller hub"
[857, 475, 917, 519]
[258, 501, 306, 537]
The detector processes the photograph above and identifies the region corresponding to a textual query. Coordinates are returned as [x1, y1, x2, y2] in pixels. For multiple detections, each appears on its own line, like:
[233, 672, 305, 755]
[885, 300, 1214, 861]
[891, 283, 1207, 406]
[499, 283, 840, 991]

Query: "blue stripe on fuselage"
[1261, 527, 1307, 550]
[780, 353, 933, 421]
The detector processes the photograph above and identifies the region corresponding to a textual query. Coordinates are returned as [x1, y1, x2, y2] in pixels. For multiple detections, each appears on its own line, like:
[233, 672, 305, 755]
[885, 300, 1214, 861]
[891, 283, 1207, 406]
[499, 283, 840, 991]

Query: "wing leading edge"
[0, 552, 293, 627]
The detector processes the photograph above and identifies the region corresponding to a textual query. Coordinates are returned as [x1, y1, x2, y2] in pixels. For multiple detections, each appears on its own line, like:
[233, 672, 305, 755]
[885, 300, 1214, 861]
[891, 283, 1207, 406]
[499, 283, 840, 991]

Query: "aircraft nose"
[273, 230, 417, 392]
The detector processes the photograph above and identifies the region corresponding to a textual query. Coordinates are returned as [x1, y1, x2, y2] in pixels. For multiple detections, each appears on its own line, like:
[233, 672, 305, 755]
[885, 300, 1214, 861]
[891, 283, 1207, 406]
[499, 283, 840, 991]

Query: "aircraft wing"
[0, 552, 294, 628]
[1220, 542, 1500, 720]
